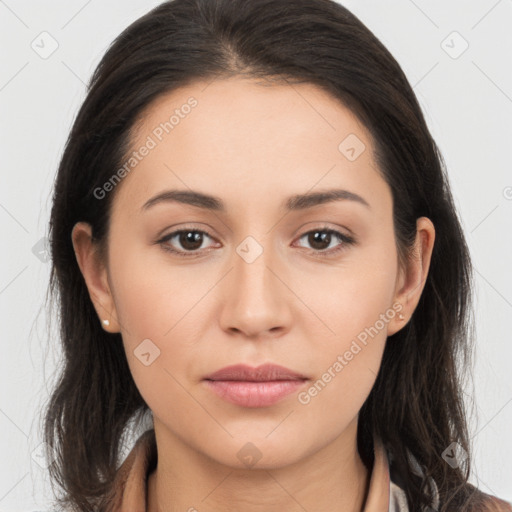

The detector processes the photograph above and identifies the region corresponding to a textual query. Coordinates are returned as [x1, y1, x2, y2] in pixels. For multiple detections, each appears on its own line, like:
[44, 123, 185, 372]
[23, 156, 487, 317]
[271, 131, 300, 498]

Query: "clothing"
[103, 428, 434, 511]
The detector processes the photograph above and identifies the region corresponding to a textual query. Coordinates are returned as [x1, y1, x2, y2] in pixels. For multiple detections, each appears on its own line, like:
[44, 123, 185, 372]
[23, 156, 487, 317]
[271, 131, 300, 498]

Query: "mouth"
[204, 363, 309, 382]
[203, 363, 309, 408]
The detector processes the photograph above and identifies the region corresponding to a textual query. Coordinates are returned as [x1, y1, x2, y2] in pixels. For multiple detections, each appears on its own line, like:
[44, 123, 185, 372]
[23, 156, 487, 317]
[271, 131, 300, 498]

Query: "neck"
[147, 417, 370, 512]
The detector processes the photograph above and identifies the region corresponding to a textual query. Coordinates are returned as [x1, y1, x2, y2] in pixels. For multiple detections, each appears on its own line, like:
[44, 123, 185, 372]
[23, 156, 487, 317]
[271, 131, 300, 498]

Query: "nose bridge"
[219, 231, 290, 336]
[236, 234, 273, 293]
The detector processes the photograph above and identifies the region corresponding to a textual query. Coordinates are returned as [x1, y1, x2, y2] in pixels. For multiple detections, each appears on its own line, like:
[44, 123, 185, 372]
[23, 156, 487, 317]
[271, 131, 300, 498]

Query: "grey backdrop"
[0, 0, 511, 510]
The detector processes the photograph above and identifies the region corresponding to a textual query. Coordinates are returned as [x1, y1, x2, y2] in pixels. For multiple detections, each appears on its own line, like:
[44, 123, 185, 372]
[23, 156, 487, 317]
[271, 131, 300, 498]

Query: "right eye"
[157, 228, 218, 257]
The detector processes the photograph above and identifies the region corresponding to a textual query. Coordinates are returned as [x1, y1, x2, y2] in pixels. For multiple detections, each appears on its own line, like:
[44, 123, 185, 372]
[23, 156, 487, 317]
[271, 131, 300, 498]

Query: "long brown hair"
[41, 0, 511, 510]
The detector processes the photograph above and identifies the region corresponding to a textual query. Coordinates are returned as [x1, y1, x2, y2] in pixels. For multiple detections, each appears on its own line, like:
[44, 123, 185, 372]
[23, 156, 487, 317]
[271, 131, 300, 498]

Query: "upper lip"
[204, 363, 308, 382]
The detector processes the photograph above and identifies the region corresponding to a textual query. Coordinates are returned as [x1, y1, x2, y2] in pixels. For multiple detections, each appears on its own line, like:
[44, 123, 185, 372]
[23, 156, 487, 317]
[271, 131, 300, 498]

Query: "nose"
[218, 237, 293, 339]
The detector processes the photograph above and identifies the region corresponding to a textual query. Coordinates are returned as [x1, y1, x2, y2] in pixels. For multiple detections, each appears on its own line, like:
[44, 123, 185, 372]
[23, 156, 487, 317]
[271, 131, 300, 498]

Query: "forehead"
[111, 76, 389, 217]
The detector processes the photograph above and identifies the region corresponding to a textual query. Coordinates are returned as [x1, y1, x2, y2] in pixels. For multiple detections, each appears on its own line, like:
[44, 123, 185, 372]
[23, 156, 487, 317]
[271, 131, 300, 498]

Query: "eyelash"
[156, 225, 356, 259]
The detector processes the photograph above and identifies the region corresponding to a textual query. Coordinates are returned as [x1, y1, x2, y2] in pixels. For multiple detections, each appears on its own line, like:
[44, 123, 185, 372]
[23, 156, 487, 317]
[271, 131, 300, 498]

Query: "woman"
[42, 0, 512, 510]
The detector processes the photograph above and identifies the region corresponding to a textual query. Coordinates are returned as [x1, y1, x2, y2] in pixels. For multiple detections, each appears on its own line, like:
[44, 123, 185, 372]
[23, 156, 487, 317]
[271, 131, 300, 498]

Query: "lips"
[203, 363, 309, 407]
[204, 363, 308, 382]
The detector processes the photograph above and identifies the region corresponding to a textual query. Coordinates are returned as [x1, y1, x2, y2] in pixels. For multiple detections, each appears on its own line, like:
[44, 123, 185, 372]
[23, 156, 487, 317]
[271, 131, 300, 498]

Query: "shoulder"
[482, 496, 512, 512]
[387, 450, 511, 512]
[470, 490, 512, 512]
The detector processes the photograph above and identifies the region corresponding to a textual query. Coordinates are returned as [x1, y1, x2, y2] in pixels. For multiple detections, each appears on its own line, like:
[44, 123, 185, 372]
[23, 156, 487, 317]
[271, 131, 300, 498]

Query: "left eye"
[294, 228, 355, 255]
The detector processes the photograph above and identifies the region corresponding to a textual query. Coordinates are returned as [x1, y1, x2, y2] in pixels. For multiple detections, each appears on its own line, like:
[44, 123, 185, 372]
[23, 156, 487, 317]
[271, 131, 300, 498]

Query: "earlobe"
[388, 217, 436, 337]
[71, 222, 121, 333]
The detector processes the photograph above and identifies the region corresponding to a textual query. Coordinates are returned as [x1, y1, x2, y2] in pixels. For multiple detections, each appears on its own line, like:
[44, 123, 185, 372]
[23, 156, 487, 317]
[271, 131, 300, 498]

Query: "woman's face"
[74, 76, 432, 469]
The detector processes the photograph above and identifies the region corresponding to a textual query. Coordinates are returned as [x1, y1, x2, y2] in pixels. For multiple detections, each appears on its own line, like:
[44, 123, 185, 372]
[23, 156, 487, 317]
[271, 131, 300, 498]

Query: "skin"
[72, 76, 435, 512]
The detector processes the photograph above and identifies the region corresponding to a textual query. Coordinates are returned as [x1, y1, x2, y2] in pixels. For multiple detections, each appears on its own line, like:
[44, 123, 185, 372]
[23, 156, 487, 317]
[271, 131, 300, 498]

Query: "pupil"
[181, 231, 202, 250]
[310, 231, 330, 250]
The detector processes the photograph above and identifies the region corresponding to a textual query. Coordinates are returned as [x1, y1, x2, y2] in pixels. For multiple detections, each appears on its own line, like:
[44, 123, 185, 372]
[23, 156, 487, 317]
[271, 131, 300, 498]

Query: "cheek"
[299, 240, 398, 344]
[295, 346, 382, 449]
[295, 290, 391, 437]
[109, 259, 200, 419]
[108, 238, 208, 339]
[294, 243, 397, 410]
[107, 239, 218, 398]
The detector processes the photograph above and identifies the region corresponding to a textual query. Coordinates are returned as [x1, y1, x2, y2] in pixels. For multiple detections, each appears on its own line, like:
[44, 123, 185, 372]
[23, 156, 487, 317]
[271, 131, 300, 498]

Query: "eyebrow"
[141, 188, 370, 212]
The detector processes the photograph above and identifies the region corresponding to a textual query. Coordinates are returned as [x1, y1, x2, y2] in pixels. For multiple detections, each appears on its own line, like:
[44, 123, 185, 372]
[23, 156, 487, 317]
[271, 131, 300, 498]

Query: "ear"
[387, 216, 435, 336]
[71, 222, 121, 333]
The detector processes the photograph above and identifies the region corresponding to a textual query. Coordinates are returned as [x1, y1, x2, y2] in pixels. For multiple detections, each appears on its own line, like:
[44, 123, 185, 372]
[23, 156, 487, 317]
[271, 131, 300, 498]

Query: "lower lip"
[203, 379, 307, 407]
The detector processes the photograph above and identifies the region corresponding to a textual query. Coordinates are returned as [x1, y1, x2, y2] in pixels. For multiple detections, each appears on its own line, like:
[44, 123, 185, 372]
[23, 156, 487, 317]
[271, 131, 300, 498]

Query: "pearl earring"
[398, 313, 405, 321]
[102, 319, 110, 327]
